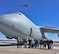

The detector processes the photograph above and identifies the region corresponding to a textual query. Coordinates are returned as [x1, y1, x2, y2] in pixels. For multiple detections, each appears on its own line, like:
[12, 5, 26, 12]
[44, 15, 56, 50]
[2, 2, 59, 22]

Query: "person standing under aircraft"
[35, 39, 38, 48]
[28, 38, 32, 48]
[17, 37, 21, 48]
[23, 39, 26, 48]
[23, 38, 28, 48]
[36, 39, 40, 48]
[31, 38, 35, 48]
[47, 39, 53, 49]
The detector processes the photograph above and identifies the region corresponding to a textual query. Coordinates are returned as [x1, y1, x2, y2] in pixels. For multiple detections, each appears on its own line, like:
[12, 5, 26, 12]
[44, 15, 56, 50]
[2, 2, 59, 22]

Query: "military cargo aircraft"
[0, 12, 59, 39]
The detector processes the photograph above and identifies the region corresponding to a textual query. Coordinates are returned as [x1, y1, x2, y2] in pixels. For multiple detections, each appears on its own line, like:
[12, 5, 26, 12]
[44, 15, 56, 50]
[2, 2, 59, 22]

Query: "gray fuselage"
[0, 12, 42, 39]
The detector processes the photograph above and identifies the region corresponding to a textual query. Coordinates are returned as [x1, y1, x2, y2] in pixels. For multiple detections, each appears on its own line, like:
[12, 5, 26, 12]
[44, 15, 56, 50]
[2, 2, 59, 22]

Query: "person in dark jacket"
[35, 39, 38, 48]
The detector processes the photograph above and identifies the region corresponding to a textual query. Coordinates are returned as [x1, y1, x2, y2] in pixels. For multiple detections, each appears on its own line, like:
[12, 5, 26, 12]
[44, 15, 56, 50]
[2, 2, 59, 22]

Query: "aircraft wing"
[40, 27, 59, 37]
[40, 27, 59, 34]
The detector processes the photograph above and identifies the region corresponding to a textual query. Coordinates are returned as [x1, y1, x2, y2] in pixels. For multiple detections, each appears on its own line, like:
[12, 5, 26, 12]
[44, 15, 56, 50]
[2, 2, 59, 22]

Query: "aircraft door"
[29, 28, 32, 37]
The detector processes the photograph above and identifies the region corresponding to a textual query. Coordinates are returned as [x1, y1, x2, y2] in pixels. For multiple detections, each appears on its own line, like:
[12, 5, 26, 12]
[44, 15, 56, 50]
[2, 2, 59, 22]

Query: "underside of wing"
[40, 27, 59, 37]
[40, 27, 59, 33]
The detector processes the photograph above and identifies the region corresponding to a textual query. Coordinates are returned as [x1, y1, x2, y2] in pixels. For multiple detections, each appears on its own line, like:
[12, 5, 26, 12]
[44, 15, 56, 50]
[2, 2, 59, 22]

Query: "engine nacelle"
[58, 34, 59, 37]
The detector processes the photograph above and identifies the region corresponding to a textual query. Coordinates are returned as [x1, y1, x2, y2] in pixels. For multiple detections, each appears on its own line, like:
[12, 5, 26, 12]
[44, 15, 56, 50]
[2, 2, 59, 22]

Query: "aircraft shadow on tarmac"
[0, 43, 17, 46]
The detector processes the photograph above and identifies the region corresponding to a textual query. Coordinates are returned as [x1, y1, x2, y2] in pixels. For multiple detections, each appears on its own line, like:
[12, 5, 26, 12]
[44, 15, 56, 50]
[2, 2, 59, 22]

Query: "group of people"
[17, 37, 40, 48]
[17, 37, 53, 49]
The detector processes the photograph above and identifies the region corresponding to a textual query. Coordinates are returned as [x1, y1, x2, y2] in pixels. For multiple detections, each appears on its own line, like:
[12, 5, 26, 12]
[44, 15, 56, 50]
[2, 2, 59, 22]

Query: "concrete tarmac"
[0, 40, 59, 54]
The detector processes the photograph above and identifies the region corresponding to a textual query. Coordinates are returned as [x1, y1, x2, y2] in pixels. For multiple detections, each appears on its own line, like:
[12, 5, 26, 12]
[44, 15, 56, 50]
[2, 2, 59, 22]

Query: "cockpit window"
[15, 12, 22, 15]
